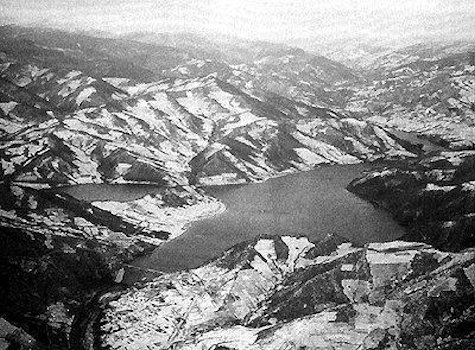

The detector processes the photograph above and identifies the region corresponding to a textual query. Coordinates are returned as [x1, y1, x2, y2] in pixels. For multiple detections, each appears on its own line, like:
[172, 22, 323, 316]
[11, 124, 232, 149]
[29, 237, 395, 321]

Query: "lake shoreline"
[133, 162, 407, 273]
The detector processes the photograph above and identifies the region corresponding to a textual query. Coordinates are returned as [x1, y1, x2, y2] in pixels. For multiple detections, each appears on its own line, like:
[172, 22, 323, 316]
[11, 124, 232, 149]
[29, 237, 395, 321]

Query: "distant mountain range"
[0, 25, 419, 189]
[1, 25, 475, 350]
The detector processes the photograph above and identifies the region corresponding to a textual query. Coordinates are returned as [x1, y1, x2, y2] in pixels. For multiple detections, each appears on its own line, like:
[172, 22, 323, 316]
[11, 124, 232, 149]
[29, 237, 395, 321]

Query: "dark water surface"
[58, 183, 163, 202]
[134, 164, 406, 272]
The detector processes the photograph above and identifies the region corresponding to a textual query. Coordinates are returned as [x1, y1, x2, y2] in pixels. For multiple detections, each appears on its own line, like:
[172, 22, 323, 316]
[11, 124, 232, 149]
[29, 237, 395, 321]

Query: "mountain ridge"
[0, 25, 475, 349]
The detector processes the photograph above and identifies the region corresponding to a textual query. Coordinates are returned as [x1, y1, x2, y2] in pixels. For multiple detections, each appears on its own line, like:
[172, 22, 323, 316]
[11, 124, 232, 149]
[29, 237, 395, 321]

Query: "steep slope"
[348, 151, 475, 251]
[1, 50, 415, 188]
[106, 75, 415, 185]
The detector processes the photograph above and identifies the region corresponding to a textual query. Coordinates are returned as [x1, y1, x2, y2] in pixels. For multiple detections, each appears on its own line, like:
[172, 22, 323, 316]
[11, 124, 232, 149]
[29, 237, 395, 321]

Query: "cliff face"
[100, 235, 475, 350]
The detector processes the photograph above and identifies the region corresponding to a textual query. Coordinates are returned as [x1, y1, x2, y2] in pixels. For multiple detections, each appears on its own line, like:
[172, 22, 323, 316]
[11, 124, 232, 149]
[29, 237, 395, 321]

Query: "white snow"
[93, 195, 226, 240]
[58, 79, 82, 97]
[0, 119, 24, 134]
[76, 87, 96, 106]
[462, 181, 475, 192]
[0, 102, 18, 115]
[294, 147, 328, 165]
[425, 183, 457, 192]
[56, 70, 81, 85]
[222, 112, 262, 131]
[197, 173, 246, 186]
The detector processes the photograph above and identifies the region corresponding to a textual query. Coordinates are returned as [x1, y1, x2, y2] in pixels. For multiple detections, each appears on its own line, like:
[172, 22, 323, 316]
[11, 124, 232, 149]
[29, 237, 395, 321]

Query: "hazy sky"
[1, 0, 474, 45]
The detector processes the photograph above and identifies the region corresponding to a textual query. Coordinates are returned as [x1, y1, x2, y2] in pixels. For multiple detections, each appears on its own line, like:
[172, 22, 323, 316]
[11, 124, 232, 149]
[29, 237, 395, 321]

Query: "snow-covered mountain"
[349, 150, 475, 251]
[1, 26, 418, 191]
[101, 235, 475, 350]
[345, 42, 475, 149]
[1, 25, 475, 349]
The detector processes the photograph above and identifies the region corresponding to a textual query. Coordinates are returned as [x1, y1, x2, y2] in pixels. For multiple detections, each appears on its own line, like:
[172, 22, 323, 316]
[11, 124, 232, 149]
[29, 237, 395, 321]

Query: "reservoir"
[57, 183, 164, 202]
[133, 164, 405, 272]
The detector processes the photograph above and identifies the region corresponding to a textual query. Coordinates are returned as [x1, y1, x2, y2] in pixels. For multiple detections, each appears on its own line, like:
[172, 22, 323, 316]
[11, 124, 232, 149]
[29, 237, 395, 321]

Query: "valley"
[134, 164, 405, 273]
[0, 24, 474, 350]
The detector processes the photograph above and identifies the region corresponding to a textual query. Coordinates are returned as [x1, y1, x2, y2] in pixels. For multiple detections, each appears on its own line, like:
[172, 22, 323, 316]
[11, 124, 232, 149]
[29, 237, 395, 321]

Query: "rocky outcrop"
[100, 235, 475, 350]
[348, 151, 475, 251]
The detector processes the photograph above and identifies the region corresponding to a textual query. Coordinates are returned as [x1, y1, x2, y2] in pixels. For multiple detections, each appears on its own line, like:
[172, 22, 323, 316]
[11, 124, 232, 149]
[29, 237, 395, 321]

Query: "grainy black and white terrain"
[0, 19, 475, 350]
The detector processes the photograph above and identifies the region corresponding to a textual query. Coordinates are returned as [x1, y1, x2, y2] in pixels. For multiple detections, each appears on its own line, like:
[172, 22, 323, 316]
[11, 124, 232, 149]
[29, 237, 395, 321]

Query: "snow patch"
[0, 102, 18, 115]
[76, 87, 96, 106]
